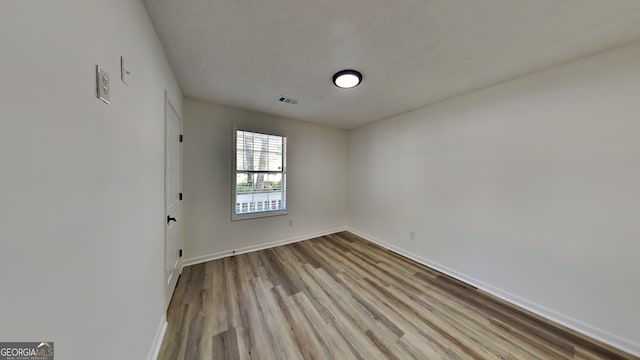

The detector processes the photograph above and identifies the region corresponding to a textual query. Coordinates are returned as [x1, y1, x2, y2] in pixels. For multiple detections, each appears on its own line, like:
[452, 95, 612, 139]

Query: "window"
[232, 126, 287, 220]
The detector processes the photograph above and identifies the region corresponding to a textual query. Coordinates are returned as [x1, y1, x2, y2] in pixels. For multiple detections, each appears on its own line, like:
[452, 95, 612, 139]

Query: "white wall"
[0, 1, 181, 359]
[183, 98, 347, 262]
[347, 42, 640, 355]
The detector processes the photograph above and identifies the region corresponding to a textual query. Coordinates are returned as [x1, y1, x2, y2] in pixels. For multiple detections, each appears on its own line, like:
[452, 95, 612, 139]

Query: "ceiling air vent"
[278, 96, 299, 105]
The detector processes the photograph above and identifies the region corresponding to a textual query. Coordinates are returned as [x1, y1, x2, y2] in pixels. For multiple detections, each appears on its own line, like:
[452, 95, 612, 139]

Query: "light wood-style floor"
[158, 232, 637, 360]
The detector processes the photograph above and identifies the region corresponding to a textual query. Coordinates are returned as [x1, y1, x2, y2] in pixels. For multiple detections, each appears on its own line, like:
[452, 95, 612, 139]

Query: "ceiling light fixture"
[333, 69, 362, 89]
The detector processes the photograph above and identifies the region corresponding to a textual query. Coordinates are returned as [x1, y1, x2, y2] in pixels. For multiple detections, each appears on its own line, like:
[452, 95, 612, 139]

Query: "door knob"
[167, 216, 177, 224]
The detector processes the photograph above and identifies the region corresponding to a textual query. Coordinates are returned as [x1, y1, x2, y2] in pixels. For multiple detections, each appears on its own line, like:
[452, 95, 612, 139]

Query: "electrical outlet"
[96, 65, 110, 104]
[410, 232, 415, 240]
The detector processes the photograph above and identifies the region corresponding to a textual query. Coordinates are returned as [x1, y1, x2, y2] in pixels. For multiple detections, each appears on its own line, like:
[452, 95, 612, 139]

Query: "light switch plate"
[120, 56, 130, 85]
[96, 65, 110, 104]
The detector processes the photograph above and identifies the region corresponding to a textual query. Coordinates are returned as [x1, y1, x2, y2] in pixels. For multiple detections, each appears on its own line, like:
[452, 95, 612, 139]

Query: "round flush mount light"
[333, 69, 362, 89]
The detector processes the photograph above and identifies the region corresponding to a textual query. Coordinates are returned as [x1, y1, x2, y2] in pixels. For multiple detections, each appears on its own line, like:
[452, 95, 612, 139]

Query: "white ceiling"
[144, 0, 640, 129]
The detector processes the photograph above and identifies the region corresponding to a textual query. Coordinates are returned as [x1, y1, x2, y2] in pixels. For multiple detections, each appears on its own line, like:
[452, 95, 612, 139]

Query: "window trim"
[231, 124, 288, 221]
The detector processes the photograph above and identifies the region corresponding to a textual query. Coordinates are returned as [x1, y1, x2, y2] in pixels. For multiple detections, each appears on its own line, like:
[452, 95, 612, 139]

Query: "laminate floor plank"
[158, 232, 638, 360]
[211, 327, 240, 360]
[271, 285, 329, 360]
[334, 272, 469, 359]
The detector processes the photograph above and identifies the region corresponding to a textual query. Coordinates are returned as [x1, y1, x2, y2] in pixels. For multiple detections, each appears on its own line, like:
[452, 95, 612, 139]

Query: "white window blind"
[233, 128, 287, 220]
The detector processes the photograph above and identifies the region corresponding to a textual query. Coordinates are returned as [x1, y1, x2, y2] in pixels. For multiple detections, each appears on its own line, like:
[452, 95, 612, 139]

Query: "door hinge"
[179, 192, 183, 201]
[179, 134, 183, 143]
[179, 249, 183, 257]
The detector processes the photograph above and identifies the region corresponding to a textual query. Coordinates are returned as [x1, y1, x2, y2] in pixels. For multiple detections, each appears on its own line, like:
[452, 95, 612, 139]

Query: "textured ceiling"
[144, 0, 640, 129]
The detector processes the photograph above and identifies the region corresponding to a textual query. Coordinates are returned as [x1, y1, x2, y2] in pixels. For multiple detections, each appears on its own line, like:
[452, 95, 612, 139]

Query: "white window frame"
[232, 124, 287, 221]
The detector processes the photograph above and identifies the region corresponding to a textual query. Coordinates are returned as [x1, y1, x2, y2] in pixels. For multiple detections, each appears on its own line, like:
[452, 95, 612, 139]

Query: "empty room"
[2, 0, 640, 359]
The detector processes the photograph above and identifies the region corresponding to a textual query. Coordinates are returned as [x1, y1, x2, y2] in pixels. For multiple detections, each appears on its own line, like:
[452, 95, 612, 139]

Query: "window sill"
[232, 210, 288, 221]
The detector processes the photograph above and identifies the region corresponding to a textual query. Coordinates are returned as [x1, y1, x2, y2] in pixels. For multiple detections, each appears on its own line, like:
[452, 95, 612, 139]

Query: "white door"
[165, 91, 183, 310]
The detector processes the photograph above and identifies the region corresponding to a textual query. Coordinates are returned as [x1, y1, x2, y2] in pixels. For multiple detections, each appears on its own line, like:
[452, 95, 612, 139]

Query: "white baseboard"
[182, 227, 347, 267]
[146, 315, 168, 360]
[346, 227, 640, 358]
